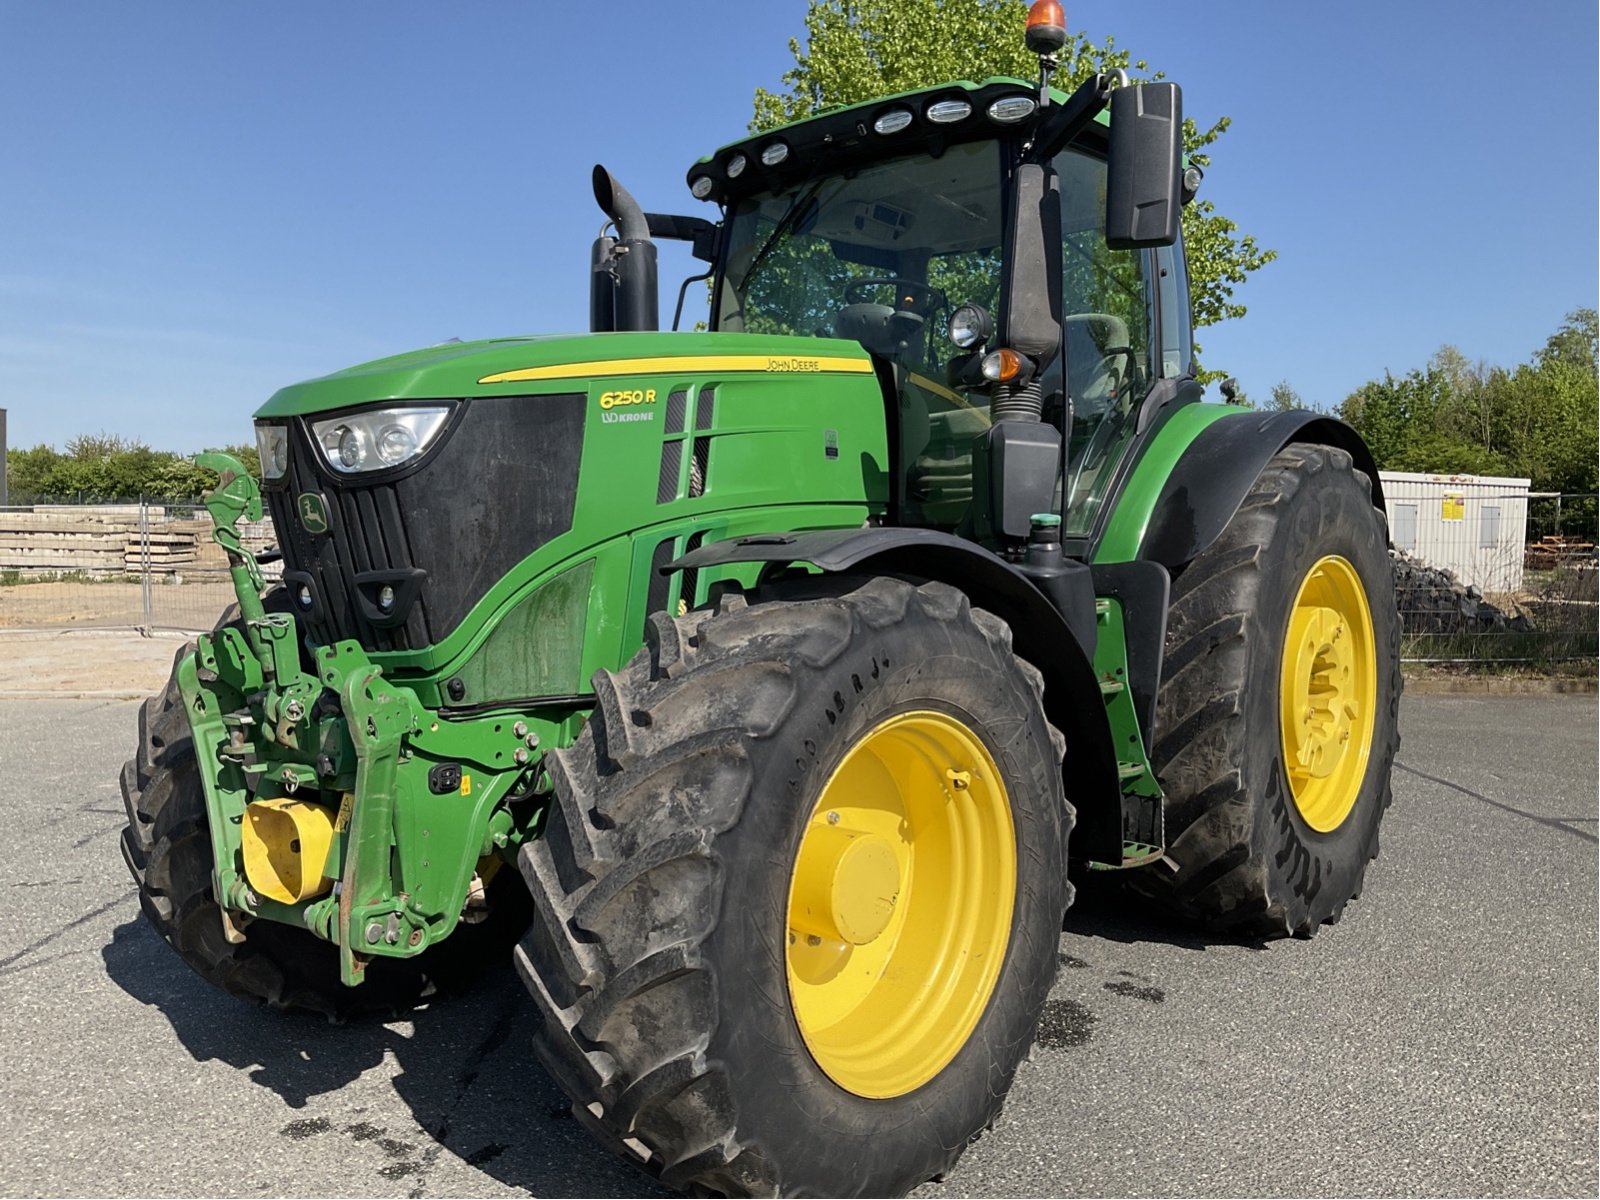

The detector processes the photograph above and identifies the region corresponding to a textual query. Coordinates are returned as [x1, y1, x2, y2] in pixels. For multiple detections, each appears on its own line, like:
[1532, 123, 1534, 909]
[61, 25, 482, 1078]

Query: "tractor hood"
[255, 331, 876, 419]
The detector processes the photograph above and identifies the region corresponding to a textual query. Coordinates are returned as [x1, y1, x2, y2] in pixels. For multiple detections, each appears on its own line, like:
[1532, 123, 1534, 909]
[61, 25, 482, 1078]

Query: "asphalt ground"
[0, 693, 1594, 1198]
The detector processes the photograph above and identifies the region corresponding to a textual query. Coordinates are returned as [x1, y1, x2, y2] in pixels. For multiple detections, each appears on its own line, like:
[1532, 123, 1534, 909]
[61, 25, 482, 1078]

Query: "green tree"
[3, 435, 260, 503]
[750, 0, 1276, 378]
[1268, 381, 1301, 412]
[1338, 311, 1598, 494]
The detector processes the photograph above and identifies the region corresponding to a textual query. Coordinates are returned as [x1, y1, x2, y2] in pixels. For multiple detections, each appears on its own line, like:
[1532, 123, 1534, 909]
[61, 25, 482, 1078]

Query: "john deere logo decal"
[297, 492, 329, 534]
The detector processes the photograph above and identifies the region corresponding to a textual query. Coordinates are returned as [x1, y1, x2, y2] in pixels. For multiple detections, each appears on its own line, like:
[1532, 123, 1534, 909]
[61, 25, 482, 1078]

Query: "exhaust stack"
[590, 165, 658, 333]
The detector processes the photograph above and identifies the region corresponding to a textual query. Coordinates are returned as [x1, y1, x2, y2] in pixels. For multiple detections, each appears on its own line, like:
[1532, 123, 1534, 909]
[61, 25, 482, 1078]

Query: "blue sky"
[2, 0, 1594, 452]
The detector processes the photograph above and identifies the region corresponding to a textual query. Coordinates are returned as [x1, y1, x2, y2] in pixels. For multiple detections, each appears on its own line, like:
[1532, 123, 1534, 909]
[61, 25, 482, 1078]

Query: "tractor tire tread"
[515, 576, 1066, 1197]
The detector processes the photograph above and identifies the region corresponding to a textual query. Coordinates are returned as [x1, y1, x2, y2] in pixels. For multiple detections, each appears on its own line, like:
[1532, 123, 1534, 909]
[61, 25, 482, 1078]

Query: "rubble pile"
[1390, 550, 1532, 634]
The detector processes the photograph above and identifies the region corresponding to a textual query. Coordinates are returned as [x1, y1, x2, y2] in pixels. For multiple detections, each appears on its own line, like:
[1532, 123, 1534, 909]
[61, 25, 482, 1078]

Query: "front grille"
[267, 393, 585, 653]
[268, 457, 427, 651]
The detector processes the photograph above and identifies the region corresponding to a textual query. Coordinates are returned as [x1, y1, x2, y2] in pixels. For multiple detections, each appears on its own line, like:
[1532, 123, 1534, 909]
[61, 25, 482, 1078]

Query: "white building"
[1379, 470, 1531, 594]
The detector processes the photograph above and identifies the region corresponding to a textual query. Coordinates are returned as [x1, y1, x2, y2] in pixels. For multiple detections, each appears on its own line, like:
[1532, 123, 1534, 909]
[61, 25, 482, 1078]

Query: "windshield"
[713, 140, 1004, 375]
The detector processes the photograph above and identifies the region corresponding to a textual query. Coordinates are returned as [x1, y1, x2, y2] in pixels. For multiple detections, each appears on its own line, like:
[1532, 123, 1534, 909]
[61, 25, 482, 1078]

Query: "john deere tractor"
[120, 8, 1398, 1195]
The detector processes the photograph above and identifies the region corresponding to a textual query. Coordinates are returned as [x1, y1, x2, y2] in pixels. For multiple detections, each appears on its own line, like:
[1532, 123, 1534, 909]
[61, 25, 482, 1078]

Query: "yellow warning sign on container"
[1441, 493, 1465, 521]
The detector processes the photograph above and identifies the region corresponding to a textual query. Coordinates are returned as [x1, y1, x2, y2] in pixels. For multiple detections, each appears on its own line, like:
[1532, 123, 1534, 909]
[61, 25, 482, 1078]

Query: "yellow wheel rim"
[1279, 555, 1378, 833]
[785, 710, 1015, 1098]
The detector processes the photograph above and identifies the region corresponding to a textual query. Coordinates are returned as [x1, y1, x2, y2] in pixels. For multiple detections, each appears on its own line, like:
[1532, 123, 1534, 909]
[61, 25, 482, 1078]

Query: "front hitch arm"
[196, 451, 268, 628]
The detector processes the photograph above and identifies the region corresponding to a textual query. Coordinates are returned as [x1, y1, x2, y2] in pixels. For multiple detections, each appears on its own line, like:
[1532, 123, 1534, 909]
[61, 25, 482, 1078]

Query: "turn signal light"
[981, 348, 1025, 382]
[1026, 0, 1067, 54]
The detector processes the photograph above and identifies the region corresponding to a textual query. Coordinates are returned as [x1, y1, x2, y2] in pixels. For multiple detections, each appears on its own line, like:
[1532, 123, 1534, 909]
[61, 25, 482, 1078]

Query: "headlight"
[255, 423, 289, 480]
[311, 406, 451, 475]
[947, 304, 993, 350]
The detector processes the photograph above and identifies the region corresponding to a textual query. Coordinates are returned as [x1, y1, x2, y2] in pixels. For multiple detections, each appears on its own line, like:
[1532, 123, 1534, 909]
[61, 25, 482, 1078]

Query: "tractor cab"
[595, 47, 1189, 556]
[706, 96, 1191, 542]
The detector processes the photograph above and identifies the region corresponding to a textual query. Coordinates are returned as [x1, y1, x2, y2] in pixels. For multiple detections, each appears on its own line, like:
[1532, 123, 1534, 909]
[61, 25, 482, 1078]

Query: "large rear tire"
[1135, 444, 1401, 937]
[515, 577, 1070, 1196]
[119, 603, 529, 1018]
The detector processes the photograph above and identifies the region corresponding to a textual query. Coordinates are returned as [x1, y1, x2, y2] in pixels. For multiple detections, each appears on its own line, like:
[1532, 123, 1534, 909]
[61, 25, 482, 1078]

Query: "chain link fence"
[1395, 492, 1596, 667]
[0, 498, 278, 633]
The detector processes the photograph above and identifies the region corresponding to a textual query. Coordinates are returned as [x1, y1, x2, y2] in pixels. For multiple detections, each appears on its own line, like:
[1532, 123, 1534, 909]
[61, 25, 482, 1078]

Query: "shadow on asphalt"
[1063, 871, 1272, 952]
[98, 878, 1263, 1197]
[101, 916, 667, 1198]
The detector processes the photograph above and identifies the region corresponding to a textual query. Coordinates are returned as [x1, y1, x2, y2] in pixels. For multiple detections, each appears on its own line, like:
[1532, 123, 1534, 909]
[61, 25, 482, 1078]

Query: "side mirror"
[1105, 83, 1182, 249]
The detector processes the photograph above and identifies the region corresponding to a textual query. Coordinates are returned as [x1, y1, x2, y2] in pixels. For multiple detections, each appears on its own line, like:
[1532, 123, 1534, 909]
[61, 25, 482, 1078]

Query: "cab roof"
[687, 76, 1105, 206]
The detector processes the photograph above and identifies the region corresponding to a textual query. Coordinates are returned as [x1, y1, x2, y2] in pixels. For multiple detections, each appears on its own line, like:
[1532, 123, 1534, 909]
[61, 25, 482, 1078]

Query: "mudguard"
[668, 527, 1126, 863]
[1138, 410, 1385, 571]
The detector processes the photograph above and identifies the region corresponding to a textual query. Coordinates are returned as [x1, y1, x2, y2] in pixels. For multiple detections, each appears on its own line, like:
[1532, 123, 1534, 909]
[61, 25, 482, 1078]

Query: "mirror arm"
[645, 212, 722, 262]
[1024, 71, 1119, 163]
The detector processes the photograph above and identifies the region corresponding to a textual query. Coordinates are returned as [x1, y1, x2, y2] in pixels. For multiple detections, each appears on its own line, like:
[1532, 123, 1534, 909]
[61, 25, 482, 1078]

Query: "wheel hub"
[790, 825, 901, 945]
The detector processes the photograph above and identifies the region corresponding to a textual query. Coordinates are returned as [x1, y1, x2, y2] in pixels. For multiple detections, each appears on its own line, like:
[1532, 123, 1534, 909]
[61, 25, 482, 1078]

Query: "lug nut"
[826, 811, 840, 825]
[525, 734, 539, 749]
[514, 748, 529, 765]
[513, 721, 528, 738]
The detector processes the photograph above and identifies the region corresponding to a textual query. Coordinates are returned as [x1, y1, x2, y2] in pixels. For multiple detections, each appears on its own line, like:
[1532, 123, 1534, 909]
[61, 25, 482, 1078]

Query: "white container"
[1379, 470, 1531, 593]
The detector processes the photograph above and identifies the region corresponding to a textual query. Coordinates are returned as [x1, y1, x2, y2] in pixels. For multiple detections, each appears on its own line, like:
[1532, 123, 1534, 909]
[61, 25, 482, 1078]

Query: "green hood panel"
[254, 332, 876, 419]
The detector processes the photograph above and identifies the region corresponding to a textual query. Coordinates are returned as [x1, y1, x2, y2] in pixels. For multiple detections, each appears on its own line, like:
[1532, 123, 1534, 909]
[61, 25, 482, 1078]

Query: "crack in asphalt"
[1395, 760, 1598, 844]
[0, 888, 139, 975]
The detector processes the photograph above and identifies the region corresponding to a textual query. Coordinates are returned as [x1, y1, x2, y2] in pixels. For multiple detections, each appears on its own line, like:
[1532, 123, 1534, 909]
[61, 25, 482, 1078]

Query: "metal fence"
[4, 494, 1596, 670]
[1396, 492, 1597, 667]
[0, 498, 278, 634]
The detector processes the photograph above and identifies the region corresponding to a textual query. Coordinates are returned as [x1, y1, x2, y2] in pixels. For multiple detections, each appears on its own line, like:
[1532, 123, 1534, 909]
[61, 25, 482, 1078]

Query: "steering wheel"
[842, 277, 945, 315]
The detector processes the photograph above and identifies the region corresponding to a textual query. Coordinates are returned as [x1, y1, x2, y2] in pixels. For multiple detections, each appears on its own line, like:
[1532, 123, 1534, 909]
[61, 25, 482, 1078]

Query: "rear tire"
[119, 601, 529, 1018]
[1134, 444, 1401, 937]
[515, 577, 1070, 1196]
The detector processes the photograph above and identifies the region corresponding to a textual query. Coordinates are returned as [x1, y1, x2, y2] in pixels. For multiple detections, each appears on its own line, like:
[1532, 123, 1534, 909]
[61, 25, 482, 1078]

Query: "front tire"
[515, 577, 1070, 1196]
[118, 606, 530, 1017]
[1135, 444, 1401, 937]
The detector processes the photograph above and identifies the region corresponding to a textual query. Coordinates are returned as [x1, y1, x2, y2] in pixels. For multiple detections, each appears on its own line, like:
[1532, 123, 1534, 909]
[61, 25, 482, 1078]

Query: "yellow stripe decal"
[478, 354, 875, 385]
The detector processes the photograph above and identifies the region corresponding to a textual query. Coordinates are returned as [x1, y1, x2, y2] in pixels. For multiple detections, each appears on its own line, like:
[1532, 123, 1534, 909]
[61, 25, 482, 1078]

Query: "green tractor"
[120, 11, 1398, 1196]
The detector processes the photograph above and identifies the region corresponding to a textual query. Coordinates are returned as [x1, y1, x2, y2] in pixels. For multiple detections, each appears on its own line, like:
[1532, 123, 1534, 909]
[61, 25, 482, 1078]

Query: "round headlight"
[760, 141, 789, 166]
[690, 175, 714, 199]
[926, 98, 972, 124]
[726, 153, 747, 179]
[376, 423, 418, 465]
[987, 95, 1038, 124]
[335, 426, 367, 470]
[873, 108, 914, 134]
[947, 304, 993, 350]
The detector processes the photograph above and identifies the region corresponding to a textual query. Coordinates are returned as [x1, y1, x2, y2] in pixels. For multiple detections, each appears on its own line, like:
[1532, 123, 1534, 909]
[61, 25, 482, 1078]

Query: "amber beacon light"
[1025, 0, 1067, 54]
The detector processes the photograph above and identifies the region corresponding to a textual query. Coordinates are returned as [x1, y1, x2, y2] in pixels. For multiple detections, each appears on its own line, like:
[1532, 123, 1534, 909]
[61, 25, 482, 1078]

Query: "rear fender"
[1136, 411, 1385, 572]
[668, 528, 1126, 862]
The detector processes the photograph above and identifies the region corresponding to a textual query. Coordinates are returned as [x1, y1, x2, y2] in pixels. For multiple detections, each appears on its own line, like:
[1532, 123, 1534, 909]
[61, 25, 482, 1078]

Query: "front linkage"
[185, 454, 549, 986]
